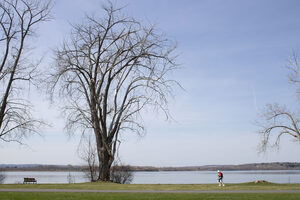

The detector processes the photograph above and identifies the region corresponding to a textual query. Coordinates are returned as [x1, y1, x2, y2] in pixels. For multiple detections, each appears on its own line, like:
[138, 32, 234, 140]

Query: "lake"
[2, 170, 300, 184]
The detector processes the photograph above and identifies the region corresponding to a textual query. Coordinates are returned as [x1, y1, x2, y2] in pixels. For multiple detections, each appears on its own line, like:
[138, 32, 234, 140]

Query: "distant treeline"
[1, 162, 300, 172]
[0, 164, 84, 172]
[130, 162, 300, 171]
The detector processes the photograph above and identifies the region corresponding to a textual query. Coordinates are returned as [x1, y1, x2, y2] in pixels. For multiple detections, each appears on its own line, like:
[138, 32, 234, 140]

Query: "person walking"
[217, 170, 225, 186]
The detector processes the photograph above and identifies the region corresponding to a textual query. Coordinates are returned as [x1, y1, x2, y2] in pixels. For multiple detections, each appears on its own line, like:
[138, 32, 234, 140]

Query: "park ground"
[1, 182, 300, 200]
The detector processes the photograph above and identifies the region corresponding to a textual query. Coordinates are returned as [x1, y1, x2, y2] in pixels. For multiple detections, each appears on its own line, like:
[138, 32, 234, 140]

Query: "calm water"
[2, 170, 300, 184]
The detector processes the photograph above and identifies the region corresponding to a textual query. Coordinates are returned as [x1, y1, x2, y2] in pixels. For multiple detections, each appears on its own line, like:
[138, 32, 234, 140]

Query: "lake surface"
[2, 170, 300, 184]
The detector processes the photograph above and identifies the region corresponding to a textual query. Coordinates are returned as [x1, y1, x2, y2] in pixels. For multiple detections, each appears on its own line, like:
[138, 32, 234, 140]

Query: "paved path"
[0, 189, 300, 193]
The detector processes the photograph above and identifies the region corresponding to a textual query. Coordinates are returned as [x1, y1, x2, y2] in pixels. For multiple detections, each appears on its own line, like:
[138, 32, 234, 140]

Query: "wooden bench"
[23, 177, 37, 184]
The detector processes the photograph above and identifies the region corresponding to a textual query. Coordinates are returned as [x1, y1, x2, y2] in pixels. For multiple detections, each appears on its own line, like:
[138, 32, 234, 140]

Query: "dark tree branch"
[257, 103, 300, 152]
[0, 0, 52, 144]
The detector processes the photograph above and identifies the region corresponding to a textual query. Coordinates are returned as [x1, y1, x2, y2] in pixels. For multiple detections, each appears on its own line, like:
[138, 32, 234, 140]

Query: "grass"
[1, 181, 300, 191]
[1, 182, 300, 200]
[1, 192, 300, 200]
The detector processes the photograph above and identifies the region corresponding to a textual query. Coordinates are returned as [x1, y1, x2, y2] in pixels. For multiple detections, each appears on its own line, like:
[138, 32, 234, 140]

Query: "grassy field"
[1, 192, 300, 200]
[1, 181, 300, 191]
[1, 182, 300, 200]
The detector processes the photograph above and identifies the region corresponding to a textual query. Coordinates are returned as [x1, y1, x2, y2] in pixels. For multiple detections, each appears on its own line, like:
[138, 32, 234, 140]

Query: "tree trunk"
[98, 148, 113, 181]
[93, 128, 113, 182]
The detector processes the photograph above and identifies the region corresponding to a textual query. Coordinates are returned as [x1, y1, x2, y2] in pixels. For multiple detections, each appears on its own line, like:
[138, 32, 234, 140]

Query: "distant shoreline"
[1, 162, 300, 172]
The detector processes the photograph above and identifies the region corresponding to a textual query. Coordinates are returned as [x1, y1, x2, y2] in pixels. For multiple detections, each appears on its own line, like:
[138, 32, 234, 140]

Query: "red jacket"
[218, 172, 223, 178]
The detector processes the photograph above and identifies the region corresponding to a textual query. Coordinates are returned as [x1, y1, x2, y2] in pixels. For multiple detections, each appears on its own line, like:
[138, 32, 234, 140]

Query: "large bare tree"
[0, 0, 52, 143]
[49, 4, 178, 181]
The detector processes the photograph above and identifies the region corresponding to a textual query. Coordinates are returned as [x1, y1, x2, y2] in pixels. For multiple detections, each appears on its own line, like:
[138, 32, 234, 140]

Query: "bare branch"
[257, 103, 300, 152]
[0, 0, 52, 144]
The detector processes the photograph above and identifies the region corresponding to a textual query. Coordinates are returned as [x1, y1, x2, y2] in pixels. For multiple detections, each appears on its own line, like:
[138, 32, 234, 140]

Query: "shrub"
[0, 171, 6, 184]
[110, 165, 133, 184]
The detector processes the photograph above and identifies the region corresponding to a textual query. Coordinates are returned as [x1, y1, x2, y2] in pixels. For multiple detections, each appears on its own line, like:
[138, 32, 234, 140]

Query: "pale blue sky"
[1, 0, 300, 166]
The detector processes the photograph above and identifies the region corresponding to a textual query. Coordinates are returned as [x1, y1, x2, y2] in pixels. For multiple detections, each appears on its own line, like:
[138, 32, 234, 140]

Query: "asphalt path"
[0, 189, 300, 193]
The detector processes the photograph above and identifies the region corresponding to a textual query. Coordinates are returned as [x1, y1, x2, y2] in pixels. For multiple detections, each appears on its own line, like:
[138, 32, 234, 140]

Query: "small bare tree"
[49, 3, 179, 181]
[257, 103, 300, 152]
[0, 0, 52, 143]
[79, 135, 98, 182]
[67, 172, 75, 184]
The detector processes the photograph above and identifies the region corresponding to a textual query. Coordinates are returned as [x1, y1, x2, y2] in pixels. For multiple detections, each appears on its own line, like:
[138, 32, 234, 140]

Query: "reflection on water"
[2, 170, 300, 184]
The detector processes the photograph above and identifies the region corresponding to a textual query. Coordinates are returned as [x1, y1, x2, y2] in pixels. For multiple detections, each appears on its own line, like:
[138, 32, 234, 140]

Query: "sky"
[1, 0, 300, 167]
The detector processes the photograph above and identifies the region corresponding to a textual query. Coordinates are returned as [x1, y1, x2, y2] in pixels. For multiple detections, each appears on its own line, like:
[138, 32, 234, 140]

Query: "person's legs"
[221, 178, 225, 186]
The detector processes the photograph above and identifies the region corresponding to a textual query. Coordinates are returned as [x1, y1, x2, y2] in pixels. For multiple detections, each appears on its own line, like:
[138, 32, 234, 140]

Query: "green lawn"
[1, 182, 300, 200]
[1, 181, 300, 191]
[1, 192, 300, 200]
